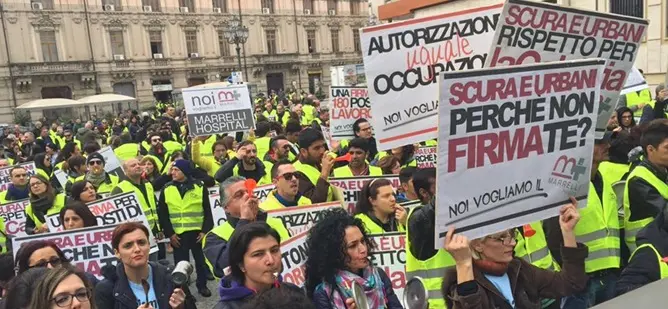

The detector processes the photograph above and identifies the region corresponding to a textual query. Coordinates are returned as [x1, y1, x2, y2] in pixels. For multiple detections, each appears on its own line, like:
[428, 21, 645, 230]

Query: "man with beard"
[293, 128, 335, 203]
[260, 161, 312, 210]
[215, 141, 272, 185]
[192, 136, 228, 177]
[332, 138, 382, 177]
[145, 132, 168, 173]
[263, 135, 294, 164]
[338, 118, 378, 162]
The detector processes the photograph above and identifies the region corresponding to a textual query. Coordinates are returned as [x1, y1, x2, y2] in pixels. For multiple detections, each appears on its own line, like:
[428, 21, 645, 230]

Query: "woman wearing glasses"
[441, 201, 588, 309]
[25, 174, 67, 234]
[95, 222, 186, 309]
[29, 265, 96, 309]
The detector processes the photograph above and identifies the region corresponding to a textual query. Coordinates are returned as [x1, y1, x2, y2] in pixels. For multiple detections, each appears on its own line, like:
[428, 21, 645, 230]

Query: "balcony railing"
[151, 58, 171, 67]
[11, 61, 93, 76]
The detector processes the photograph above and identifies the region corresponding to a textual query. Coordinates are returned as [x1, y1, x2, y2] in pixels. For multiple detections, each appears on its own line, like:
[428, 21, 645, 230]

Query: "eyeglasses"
[52, 288, 90, 308]
[151, 138, 162, 143]
[487, 232, 516, 246]
[29, 256, 62, 269]
[279, 172, 296, 181]
[30, 182, 45, 188]
[88, 160, 103, 166]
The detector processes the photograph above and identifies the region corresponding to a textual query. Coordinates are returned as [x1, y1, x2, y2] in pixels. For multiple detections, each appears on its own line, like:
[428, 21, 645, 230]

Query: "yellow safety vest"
[260, 191, 312, 211]
[141, 141, 151, 152]
[163, 141, 183, 156]
[303, 104, 316, 124]
[115, 180, 158, 230]
[294, 160, 334, 202]
[263, 110, 278, 122]
[598, 161, 630, 185]
[514, 221, 560, 271]
[231, 161, 273, 185]
[202, 217, 290, 278]
[255, 137, 272, 162]
[375, 152, 417, 168]
[74, 174, 120, 195]
[629, 243, 668, 279]
[405, 206, 454, 309]
[422, 140, 438, 147]
[199, 135, 217, 159]
[624, 166, 668, 252]
[36, 168, 51, 180]
[25, 194, 66, 230]
[626, 88, 652, 117]
[332, 165, 383, 178]
[355, 213, 405, 234]
[163, 183, 205, 234]
[114, 143, 140, 162]
[575, 182, 621, 273]
[0, 217, 6, 253]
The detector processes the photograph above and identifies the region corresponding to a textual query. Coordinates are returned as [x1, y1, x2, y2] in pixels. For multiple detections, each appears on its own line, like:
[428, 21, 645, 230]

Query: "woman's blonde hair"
[28, 265, 95, 309]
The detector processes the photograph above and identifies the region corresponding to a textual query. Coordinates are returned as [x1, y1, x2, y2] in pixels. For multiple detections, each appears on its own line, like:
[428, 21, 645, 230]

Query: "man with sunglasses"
[260, 161, 312, 211]
[73, 152, 119, 197]
[332, 138, 382, 177]
[0, 166, 30, 203]
[263, 135, 295, 165]
[144, 132, 167, 173]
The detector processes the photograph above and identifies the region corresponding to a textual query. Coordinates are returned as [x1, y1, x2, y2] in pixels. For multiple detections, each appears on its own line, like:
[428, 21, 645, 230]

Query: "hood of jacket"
[635, 210, 668, 256]
[218, 276, 254, 302]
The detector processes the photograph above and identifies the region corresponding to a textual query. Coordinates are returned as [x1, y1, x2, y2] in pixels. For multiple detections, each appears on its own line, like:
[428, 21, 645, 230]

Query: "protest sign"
[12, 224, 119, 278]
[361, 4, 502, 150]
[436, 59, 604, 241]
[414, 146, 437, 169]
[321, 125, 333, 150]
[486, 0, 648, 139]
[0, 162, 36, 192]
[369, 233, 406, 299]
[621, 67, 649, 95]
[0, 199, 30, 237]
[54, 169, 68, 188]
[266, 202, 341, 236]
[280, 231, 309, 287]
[209, 184, 275, 226]
[329, 176, 400, 213]
[183, 84, 255, 136]
[98, 146, 124, 177]
[330, 87, 370, 140]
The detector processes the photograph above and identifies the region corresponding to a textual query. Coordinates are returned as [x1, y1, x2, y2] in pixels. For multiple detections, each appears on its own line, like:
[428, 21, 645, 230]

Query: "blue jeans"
[561, 273, 617, 309]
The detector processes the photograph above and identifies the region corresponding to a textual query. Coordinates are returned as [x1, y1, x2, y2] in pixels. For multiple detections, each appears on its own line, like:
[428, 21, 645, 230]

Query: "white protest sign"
[54, 169, 68, 188]
[330, 87, 371, 141]
[98, 146, 125, 177]
[321, 126, 333, 150]
[183, 84, 255, 136]
[209, 184, 275, 226]
[621, 67, 649, 95]
[0, 199, 30, 238]
[0, 162, 36, 192]
[436, 59, 604, 241]
[266, 202, 341, 236]
[280, 231, 309, 287]
[414, 146, 437, 169]
[329, 176, 400, 213]
[13, 224, 118, 278]
[361, 4, 503, 150]
[486, 0, 648, 139]
[369, 233, 406, 300]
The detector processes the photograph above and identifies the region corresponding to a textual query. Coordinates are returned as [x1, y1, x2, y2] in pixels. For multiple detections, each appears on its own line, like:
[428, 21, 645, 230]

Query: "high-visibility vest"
[25, 194, 66, 230]
[202, 217, 290, 278]
[260, 191, 312, 211]
[163, 183, 204, 234]
[626, 89, 652, 117]
[405, 206, 454, 309]
[355, 213, 405, 234]
[422, 140, 438, 147]
[36, 168, 51, 180]
[574, 182, 621, 273]
[231, 161, 273, 185]
[332, 165, 383, 177]
[375, 152, 417, 168]
[263, 110, 278, 122]
[163, 140, 183, 156]
[144, 154, 165, 173]
[255, 137, 272, 162]
[303, 104, 316, 124]
[74, 174, 120, 195]
[199, 135, 217, 159]
[514, 221, 560, 271]
[294, 161, 334, 202]
[645, 100, 668, 118]
[624, 165, 668, 251]
[141, 141, 151, 152]
[114, 143, 140, 162]
[598, 161, 630, 185]
[0, 217, 6, 253]
[115, 180, 158, 230]
[630, 243, 668, 279]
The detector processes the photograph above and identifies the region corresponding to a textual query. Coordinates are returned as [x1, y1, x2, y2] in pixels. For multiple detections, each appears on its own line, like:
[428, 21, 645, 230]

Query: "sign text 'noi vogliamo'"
[435, 59, 604, 242]
[183, 84, 255, 136]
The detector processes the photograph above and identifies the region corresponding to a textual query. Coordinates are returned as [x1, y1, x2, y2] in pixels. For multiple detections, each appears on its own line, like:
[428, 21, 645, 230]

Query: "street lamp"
[223, 15, 249, 78]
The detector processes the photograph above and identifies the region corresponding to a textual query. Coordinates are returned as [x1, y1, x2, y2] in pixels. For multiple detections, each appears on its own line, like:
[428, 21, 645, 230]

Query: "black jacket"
[627, 160, 668, 222]
[407, 199, 438, 261]
[214, 157, 267, 183]
[95, 262, 175, 309]
[616, 210, 668, 295]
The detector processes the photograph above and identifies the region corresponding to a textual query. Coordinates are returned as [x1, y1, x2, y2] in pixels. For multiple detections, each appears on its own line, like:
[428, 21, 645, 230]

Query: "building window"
[33, 0, 54, 10]
[261, 0, 274, 13]
[353, 28, 360, 52]
[185, 30, 198, 56]
[266, 30, 277, 55]
[218, 31, 231, 57]
[149, 31, 163, 57]
[306, 30, 316, 53]
[102, 0, 122, 11]
[40, 31, 58, 62]
[327, 0, 337, 12]
[213, 0, 227, 12]
[179, 0, 195, 12]
[142, 0, 161, 12]
[109, 30, 125, 57]
[331, 29, 339, 52]
[303, 0, 313, 12]
[350, 0, 360, 15]
[610, 0, 643, 18]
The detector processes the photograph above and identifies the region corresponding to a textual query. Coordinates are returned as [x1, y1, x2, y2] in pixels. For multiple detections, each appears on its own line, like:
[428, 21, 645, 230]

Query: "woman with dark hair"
[140, 156, 161, 182]
[95, 222, 186, 309]
[376, 155, 401, 175]
[213, 222, 301, 309]
[29, 265, 96, 309]
[222, 135, 238, 159]
[55, 142, 81, 171]
[305, 209, 402, 309]
[14, 240, 69, 274]
[2, 267, 49, 309]
[33, 152, 53, 180]
[70, 181, 99, 203]
[24, 175, 67, 235]
[616, 106, 637, 132]
[64, 155, 87, 194]
[59, 201, 98, 230]
[354, 179, 406, 234]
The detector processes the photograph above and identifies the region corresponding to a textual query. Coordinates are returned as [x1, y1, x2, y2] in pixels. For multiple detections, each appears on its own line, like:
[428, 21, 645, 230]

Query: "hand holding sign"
[559, 197, 580, 249]
[444, 226, 472, 266]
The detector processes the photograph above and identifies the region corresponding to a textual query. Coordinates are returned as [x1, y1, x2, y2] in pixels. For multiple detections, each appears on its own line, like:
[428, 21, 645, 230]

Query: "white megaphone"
[404, 277, 429, 309]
